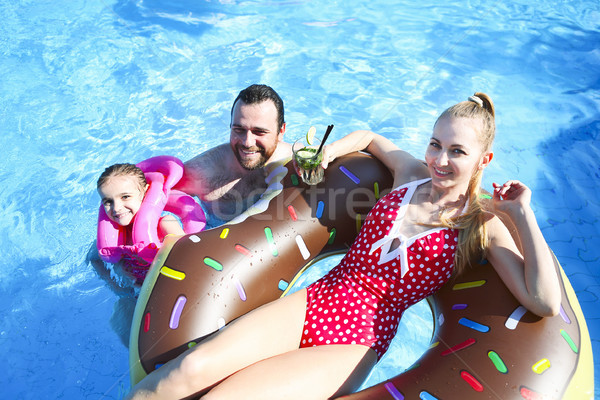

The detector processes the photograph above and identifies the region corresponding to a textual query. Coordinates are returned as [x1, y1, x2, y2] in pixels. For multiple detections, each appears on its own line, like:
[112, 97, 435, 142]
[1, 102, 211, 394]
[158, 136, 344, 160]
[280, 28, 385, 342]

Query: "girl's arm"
[321, 130, 420, 181]
[485, 180, 561, 317]
[158, 215, 185, 240]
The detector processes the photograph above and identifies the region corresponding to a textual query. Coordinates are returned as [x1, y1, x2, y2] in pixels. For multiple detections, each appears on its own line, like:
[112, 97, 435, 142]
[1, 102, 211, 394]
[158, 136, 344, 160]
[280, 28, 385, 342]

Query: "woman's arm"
[321, 130, 419, 180]
[486, 180, 561, 317]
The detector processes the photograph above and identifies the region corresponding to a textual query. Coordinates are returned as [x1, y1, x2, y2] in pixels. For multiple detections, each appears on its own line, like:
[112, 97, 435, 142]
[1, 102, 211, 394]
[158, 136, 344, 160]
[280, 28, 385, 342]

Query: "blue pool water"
[1, 0, 599, 398]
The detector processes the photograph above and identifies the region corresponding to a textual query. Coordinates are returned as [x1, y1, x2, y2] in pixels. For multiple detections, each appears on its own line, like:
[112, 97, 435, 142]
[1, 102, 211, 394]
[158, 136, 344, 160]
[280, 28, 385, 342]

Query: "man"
[175, 84, 291, 223]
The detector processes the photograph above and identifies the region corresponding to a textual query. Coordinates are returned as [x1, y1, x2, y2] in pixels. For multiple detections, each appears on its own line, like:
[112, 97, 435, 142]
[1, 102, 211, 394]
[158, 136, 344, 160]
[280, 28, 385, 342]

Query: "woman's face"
[98, 175, 146, 226]
[425, 116, 492, 192]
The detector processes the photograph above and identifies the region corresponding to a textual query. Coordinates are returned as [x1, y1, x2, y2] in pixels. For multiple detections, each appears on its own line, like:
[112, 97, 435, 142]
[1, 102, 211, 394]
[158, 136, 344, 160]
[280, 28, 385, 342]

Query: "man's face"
[230, 100, 284, 170]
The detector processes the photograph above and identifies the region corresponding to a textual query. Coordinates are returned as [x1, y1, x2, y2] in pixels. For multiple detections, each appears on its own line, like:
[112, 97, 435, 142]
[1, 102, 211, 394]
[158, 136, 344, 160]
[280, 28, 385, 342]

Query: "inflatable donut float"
[129, 152, 594, 399]
[97, 156, 206, 278]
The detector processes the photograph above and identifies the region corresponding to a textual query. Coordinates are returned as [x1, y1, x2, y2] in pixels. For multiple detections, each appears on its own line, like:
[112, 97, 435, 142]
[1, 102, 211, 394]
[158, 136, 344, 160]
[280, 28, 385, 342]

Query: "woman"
[126, 93, 561, 400]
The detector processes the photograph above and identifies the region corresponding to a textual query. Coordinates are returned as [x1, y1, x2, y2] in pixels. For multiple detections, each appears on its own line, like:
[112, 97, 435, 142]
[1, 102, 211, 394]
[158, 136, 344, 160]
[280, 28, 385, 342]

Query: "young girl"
[126, 93, 561, 400]
[97, 163, 185, 282]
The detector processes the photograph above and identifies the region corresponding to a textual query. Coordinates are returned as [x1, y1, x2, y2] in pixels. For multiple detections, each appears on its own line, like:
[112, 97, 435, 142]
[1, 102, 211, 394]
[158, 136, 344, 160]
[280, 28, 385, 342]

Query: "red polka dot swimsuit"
[300, 178, 459, 359]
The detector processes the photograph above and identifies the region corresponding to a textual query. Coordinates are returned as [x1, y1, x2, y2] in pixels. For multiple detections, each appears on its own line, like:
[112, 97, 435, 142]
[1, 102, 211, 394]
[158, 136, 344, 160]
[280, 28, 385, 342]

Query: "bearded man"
[175, 84, 291, 224]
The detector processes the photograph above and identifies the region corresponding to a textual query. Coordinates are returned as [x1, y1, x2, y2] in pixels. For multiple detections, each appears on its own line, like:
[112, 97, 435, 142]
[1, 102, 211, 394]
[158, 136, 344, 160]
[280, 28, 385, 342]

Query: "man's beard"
[233, 144, 273, 170]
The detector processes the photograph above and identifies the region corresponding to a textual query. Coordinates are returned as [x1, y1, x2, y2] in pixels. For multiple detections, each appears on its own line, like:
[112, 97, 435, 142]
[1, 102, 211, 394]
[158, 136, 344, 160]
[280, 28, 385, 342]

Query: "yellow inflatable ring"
[129, 152, 593, 399]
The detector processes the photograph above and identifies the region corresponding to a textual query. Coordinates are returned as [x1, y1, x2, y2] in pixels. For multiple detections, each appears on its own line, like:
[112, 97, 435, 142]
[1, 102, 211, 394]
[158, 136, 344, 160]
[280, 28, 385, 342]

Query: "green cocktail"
[293, 138, 324, 185]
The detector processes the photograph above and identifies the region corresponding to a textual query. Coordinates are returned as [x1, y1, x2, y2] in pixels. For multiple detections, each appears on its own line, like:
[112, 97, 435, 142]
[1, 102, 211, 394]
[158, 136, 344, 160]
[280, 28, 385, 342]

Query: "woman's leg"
[126, 289, 309, 400]
[202, 344, 378, 400]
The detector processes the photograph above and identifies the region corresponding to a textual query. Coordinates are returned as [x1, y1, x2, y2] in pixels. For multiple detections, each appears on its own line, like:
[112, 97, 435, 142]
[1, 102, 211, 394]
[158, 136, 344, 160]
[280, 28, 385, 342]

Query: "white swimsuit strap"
[369, 178, 434, 277]
[387, 178, 432, 232]
[391, 177, 432, 193]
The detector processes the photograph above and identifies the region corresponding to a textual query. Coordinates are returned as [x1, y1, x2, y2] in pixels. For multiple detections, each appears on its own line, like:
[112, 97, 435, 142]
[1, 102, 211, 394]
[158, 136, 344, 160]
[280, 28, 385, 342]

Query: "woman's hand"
[491, 180, 532, 216]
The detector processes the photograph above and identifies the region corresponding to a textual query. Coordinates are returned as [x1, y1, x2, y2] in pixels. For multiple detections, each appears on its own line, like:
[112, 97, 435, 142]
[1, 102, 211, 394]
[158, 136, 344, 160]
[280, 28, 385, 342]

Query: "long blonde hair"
[436, 92, 496, 276]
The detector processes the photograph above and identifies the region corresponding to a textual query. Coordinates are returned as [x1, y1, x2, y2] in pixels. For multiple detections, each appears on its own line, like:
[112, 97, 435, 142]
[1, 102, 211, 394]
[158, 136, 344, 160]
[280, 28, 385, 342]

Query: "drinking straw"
[316, 124, 334, 155]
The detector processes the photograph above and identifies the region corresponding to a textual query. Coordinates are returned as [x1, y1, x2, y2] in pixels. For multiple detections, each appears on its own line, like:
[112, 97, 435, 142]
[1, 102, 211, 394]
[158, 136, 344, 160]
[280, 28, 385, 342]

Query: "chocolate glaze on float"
[129, 152, 594, 399]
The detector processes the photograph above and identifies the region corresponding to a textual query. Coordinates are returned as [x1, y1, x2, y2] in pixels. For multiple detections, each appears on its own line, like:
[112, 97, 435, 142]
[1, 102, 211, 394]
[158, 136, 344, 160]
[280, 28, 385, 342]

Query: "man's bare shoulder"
[268, 141, 292, 165]
[185, 144, 233, 172]
[175, 144, 234, 197]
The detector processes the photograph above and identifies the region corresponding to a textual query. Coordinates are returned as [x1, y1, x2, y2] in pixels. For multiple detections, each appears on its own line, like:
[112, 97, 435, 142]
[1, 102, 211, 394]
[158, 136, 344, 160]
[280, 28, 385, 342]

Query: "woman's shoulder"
[393, 160, 430, 186]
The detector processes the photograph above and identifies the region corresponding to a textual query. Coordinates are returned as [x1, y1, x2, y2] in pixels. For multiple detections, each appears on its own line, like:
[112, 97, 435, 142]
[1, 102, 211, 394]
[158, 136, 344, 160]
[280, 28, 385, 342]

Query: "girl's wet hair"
[97, 163, 147, 190]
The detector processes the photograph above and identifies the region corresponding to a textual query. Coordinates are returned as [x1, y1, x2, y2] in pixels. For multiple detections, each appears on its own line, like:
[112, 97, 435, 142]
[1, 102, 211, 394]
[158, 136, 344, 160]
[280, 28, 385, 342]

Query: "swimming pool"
[1, 0, 598, 398]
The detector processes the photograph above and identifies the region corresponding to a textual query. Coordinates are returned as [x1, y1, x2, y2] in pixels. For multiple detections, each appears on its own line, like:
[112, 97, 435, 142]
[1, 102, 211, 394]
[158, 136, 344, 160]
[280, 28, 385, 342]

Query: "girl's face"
[98, 175, 147, 227]
[425, 116, 492, 192]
